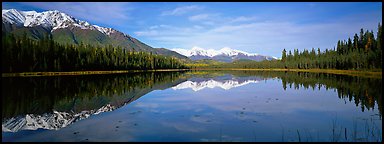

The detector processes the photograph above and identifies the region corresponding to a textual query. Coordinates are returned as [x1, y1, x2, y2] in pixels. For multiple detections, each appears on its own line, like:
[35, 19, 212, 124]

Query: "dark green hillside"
[51, 28, 80, 44]
[6, 25, 50, 40]
[53, 27, 110, 46]
[2, 33, 188, 72]
[2, 23, 188, 59]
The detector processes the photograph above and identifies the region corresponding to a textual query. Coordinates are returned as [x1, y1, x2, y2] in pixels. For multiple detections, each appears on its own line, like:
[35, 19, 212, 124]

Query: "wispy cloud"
[189, 14, 211, 21]
[161, 5, 203, 16]
[134, 2, 382, 58]
[135, 19, 379, 58]
[230, 16, 259, 23]
[18, 2, 132, 27]
[188, 13, 220, 22]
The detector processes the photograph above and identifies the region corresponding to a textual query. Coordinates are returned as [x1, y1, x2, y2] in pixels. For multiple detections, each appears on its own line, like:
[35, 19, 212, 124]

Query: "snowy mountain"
[172, 79, 259, 91]
[172, 75, 264, 91]
[172, 46, 277, 62]
[2, 9, 115, 35]
[173, 46, 255, 57]
[2, 71, 188, 133]
[2, 9, 187, 59]
[2, 104, 115, 132]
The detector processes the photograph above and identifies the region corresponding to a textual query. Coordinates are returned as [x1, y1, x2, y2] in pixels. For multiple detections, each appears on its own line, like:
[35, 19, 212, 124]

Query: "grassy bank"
[2, 69, 190, 77]
[190, 68, 382, 79]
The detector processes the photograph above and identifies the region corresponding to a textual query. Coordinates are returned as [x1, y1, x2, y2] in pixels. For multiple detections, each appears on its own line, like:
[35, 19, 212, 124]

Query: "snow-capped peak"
[172, 78, 260, 91]
[2, 9, 115, 35]
[171, 46, 260, 57]
[2, 9, 26, 25]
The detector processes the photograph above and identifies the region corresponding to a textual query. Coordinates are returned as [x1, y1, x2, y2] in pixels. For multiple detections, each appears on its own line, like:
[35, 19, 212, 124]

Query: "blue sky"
[2, 2, 382, 58]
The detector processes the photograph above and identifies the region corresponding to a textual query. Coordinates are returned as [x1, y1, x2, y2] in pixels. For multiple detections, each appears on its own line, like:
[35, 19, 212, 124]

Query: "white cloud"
[149, 24, 171, 30]
[135, 24, 204, 37]
[202, 21, 215, 26]
[211, 23, 258, 33]
[161, 121, 205, 133]
[193, 25, 204, 29]
[189, 14, 210, 21]
[161, 5, 203, 16]
[134, 30, 159, 36]
[230, 16, 258, 23]
[149, 25, 159, 29]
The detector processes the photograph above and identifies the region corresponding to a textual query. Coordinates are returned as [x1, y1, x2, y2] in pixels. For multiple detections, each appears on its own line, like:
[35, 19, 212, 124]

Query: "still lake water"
[2, 70, 382, 142]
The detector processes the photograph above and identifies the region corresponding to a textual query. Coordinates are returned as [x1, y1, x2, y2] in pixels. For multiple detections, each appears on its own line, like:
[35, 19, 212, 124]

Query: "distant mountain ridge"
[172, 47, 277, 62]
[2, 9, 187, 59]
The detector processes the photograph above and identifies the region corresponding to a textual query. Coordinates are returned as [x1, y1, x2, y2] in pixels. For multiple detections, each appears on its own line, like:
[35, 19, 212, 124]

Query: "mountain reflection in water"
[2, 71, 187, 132]
[172, 75, 262, 91]
[2, 70, 381, 142]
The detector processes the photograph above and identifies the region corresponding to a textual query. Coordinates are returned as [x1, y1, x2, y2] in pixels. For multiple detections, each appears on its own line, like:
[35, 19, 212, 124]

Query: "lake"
[2, 70, 382, 142]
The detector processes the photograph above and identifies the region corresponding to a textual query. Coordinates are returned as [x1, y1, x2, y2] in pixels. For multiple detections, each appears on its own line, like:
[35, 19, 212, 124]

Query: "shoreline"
[1, 69, 190, 77]
[2, 68, 382, 78]
[189, 68, 382, 79]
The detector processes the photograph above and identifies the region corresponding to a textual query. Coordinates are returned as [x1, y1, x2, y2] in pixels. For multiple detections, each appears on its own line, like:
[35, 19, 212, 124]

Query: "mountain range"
[2, 9, 187, 59]
[2, 9, 277, 63]
[172, 47, 277, 62]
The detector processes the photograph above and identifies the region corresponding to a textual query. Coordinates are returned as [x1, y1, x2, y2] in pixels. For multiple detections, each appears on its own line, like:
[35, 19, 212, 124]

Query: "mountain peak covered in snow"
[172, 79, 260, 91]
[171, 46, 276, 62]
[172, 46, 259, 57]
[172, 75, 263, 91]
[2, 9, 116, 35]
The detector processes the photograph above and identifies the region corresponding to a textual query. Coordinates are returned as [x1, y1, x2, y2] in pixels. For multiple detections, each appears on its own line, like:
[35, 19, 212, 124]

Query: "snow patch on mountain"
[93, 25, 116, 36]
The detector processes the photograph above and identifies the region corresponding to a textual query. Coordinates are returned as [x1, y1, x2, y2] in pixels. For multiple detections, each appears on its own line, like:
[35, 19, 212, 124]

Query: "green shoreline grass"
[2, 68, 382, 79]
[190, 68, 382, 79]
[1, 69, 190, 77]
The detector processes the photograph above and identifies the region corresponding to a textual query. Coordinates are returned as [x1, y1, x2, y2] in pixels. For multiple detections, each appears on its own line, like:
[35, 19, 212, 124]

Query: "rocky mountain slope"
[2, 9, 187, 59]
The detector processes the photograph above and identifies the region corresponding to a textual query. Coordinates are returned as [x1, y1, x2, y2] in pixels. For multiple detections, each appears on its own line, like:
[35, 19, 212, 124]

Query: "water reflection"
[2, 70, 382, 142]
[184, 70, 382, 116]
[2, 71, 187, 132]
[172, 74, 263, 91]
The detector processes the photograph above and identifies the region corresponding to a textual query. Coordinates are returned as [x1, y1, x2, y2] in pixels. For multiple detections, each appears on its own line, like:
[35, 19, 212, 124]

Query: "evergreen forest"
[2, 24, 382, 72]
[2, 33, 188, 73]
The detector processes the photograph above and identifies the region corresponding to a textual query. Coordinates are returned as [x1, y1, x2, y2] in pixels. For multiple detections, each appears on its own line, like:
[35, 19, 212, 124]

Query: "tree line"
[2, 33, 188, 73]
[199, 23, 382, 70]
[281, 23, 382, 70]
